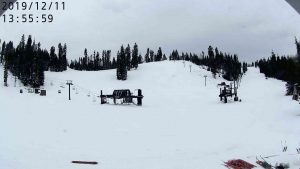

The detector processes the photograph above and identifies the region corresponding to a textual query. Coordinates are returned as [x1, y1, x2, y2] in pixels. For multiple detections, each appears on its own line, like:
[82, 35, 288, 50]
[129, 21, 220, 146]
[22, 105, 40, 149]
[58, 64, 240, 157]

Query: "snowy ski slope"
[0, 61, 299, 169]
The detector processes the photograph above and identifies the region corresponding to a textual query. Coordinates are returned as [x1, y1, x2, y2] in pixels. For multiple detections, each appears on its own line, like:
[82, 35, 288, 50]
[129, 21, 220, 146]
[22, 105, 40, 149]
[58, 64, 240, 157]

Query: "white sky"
[1, 0, 300, 62]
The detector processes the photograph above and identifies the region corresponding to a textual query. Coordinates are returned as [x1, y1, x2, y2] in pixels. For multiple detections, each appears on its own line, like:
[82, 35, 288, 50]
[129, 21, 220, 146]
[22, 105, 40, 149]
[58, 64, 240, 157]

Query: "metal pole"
[66, 80, 73, 100]
[69, 84, 71, 100]
[204, 75, 207, 87]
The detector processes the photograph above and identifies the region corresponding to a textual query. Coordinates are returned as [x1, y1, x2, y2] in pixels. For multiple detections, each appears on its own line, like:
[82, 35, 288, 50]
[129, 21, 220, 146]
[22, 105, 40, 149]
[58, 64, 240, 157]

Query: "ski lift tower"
[66, 80, 73, 100]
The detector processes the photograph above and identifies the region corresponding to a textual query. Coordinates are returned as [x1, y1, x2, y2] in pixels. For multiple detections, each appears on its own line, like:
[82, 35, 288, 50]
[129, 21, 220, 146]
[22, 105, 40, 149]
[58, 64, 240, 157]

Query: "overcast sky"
[1, 0, 300, 62]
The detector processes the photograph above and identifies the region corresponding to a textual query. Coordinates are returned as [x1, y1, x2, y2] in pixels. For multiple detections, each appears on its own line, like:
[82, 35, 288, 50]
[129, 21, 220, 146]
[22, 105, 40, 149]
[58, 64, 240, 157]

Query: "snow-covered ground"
[0, 61, 299, 169]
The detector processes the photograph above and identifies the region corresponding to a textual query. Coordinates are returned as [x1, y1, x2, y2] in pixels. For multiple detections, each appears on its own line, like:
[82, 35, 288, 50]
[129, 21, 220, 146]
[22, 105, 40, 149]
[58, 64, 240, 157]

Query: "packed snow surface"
[0, 61, 299, 169]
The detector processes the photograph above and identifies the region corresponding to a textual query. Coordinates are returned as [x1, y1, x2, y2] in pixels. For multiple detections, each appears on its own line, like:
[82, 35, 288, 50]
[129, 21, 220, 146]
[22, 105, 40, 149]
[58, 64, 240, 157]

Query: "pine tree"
[163, 54, 167, 60]
[145, 48, 150, 63]
[49, 46, 56, 71]
[208, 46, 216, 78]
[58, 43, 63, 71]
[1, 41, 6, 64]
[296, 37, 300, 63]
[286, 82, 295, 95]
[116, 52, 121, 80]
[125, 44, 131, 70]
[131, 43, 139, 69]
[138, 54, 143, 64]
[31, 54, 38, 87]
[62, 44, 67, 71]
[242, 62, 248, 74]
[84, 48, 88, 70]
[112, 57, 117, 68]
[0, 35, 67, 88]
[116, 45, 127, 80]
[232, 55, 241, 81]
[215, 47, 223, 70]
[150, 50, 154, 62]
[70, 49, 115, 71]
[156, 47, 163, 61]
[96, 52, 100, 69]
[3, 61, 8, 86]
[38, 67, 44, 86]
[121, 46, 127, 80]
[4, 42, 15, 86]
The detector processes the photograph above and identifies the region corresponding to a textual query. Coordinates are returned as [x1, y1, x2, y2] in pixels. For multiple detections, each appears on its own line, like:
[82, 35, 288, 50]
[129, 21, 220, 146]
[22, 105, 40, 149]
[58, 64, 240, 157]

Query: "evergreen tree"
[70, 49, 116, 71]
[296, 38, 300, 63]
[242, 62, 248, 74]
[232, 55, 241, 81]
[3, 61, 8, 86]
[286, 82, 295, 96]
[125, 44, 131, 70]
[62, 43, 67, 71]
[112, 57, 117, 68]
[49, 46, 57, 71]
[163, 54, 167, 60]
[155, 47, 163, 61]
[1, 35, 66, 88]
[84, 48, 88, 70]
[168, 46, 244, 81]
[208, 46, 217, 78]
[215, 47, 223, 70]
[116, 51, 121, 80]
[145, 48, 150, 63]
[257, 45, 300, 96]
[116, 45, 127, 80]
[138, 54, 143, 64]
[58, 43, 63, 71]
[170, 50, 179, 60]
[150, 50, 154, 62]
[1, 41, 6, 64]
[3, 41, 14, 86]
[131, 43, 139, 69]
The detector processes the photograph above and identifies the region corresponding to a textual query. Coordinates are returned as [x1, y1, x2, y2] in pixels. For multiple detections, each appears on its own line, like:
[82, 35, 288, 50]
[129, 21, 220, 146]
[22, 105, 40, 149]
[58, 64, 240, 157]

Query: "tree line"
[169, 46, 247, 81]
[1, 35, 245, 86]
[255, 38, 300, 95]
[0, 35, 67, 88]
[116, 44, 167, 80]
[70, 44, 245, 81]
[69, 49, 116, 71]
[69, 43, 168, 80]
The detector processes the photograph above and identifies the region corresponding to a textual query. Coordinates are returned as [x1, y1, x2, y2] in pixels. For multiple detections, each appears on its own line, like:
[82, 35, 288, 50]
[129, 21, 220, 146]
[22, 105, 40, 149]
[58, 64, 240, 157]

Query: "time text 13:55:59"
[2, 14, 54, 23]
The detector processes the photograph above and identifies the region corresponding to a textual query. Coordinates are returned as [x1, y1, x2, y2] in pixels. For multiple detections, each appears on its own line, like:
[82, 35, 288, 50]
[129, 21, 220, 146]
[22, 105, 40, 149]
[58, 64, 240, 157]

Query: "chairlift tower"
[66, 80, 73, 100]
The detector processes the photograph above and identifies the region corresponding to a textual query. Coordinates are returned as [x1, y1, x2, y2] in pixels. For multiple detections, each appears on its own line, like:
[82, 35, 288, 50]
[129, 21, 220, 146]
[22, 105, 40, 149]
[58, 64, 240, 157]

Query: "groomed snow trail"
[0, 61, 299, 169]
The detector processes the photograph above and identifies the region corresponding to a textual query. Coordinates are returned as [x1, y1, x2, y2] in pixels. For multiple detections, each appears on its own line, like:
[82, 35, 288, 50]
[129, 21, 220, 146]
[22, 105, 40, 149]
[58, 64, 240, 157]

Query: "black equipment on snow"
[100, 89, 143, 106]
[218, 81, 239, 103]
